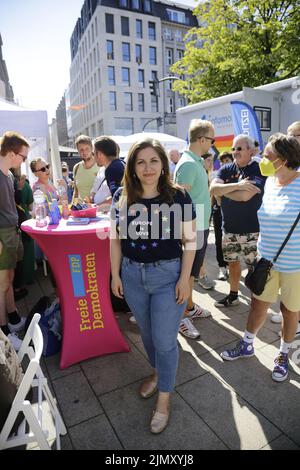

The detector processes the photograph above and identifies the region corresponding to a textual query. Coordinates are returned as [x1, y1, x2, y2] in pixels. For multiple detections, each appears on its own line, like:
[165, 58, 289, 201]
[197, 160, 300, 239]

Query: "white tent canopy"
[113, 132, 187, 159]
[0, 98, 49, 184]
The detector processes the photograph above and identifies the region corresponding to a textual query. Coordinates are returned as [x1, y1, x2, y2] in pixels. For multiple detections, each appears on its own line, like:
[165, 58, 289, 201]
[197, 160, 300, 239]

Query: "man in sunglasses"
[73, 135, 98, 203]
[174, 119, 215, 339]
[210, 135, 266, 308]
[0, 131, 30, 351]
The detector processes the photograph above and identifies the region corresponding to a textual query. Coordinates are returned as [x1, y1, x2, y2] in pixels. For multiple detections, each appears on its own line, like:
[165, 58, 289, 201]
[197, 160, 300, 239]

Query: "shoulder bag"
[245, 211, 300, 295]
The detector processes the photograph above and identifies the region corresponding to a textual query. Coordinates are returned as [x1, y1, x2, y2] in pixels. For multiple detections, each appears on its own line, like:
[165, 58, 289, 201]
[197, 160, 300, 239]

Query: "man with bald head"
[210, 134, 266, 308]
[168, 149, 181, 179]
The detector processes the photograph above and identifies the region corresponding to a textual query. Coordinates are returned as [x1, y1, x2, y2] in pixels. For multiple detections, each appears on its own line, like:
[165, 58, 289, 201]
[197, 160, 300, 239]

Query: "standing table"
[21, 218, 130, 368]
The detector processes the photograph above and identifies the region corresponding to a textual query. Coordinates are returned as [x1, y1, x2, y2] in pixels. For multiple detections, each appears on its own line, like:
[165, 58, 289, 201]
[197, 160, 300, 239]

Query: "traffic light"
[149, 80, 156, 96]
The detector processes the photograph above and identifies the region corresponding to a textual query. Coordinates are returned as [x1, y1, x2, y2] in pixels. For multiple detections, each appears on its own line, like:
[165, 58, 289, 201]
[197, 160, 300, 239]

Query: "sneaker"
[8, 316, 26, 333]
[272, 352, 289, 382]
[221, 339, 255, 361]
[218, 267, 228, 281]
[186, 304, 211, 320]
[215, 294, 240, 308]
[197, 276, 215, 290]
[271, 312, 282, 324]
[179, 318, 200, 339]
[7, 333, 22, 352]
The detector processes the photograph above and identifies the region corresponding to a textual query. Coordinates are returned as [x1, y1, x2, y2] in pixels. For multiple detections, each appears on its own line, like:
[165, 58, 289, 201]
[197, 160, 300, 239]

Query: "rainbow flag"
[214, 134, 234, 154]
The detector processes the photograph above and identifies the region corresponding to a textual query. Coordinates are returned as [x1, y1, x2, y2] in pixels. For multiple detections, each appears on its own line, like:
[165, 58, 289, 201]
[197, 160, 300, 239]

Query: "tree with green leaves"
[171, 0, 300, 104]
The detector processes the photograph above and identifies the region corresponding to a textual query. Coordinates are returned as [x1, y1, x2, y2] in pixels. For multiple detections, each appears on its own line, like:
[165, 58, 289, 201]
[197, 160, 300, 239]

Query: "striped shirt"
[257, 174, 300, 272]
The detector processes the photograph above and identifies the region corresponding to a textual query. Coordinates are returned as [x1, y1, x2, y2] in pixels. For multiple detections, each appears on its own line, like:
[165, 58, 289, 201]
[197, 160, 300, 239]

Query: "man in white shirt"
[168, 149, 181, 180]
[90, 166, 111, 205]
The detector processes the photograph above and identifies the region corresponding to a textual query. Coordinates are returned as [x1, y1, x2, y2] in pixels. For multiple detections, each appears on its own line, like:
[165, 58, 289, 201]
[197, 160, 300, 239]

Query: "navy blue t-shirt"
[105, 159, 125, 197]
[216, 160, 266, 234]
[111, 188, 196, 262]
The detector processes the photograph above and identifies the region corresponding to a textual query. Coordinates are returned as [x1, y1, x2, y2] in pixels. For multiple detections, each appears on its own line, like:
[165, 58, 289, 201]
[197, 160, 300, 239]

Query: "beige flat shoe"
[150, 409, 170, 434]
[139, 377, 158, 399]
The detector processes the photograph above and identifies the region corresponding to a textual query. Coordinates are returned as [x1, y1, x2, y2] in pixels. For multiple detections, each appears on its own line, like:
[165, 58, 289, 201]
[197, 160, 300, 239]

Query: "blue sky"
[0, 0, 198, 122]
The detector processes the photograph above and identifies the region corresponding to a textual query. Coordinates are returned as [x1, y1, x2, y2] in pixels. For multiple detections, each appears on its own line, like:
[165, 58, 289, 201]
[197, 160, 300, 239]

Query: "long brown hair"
[122, 138, 177, 206]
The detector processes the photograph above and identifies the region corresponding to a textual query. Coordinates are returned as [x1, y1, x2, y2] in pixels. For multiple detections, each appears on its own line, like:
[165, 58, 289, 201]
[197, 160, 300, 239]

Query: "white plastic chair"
[0, 313, 67, 450]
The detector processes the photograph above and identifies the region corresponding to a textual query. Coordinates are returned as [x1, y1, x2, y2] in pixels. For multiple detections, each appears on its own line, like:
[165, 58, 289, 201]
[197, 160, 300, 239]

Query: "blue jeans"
[121, 257, 186, 392]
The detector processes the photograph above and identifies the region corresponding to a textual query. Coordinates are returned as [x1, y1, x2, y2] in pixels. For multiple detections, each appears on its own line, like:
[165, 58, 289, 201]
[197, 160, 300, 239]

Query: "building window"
[108, 66, 115, 85]
[138, 69, 145, 87]
[166, 9, 187, 25]
[148, 22, 156, 41]
[122, 67, 130, 86]
[105, 13, 114, 34]
[151, 70, 158, 82]
[136, 44, 142, 64]
[151, 95, 159, 113]
[136, 19, 143, 38]
[177, 49, 184, 60]
[168, 98, 175, 113]
[121, 17, 130, 36]
[119, 0, 129, 7]
[254, 106, 271, 131]
[109, 91, 117, 111]
[114, 117, 133, 135]
[163, 27, 172, 40]
[138, 93, 145, 112]
[143, 0, 151, 13]
[124, 92, 133, 111]
[149, 46, 157, 65]
[166, 48, 174, 66]
[122, 42, 131, 61]
[107, 40, 114, 60]
[132, 0, 141, 9]
[178, 97, 186, 107]
[175, 29, 183, 42]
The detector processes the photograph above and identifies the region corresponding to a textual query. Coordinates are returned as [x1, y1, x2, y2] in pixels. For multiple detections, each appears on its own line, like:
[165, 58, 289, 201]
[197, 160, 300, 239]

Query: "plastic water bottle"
[49, 199, 61, 225]
[33, 190, 47, 227]
[57, 182, 67, 200]
[56, 182, 69, 219]
[61, 199, 69, 220]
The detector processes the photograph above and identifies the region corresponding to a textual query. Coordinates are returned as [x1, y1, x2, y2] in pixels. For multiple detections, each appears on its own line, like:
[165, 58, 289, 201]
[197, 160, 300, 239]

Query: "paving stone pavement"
[15, 231, 300, 450]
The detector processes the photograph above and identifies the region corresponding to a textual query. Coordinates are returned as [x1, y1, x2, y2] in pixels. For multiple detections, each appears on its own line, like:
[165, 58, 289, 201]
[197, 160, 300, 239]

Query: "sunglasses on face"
[198, 136, 216, 145]
[36, 164, 50, 173]
[232, 146, 247, 152]
[17, 153, 27, 162]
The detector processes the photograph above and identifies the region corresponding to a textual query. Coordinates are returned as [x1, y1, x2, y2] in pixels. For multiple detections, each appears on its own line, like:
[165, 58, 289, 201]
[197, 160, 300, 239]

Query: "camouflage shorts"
[222, 232, 258, 265]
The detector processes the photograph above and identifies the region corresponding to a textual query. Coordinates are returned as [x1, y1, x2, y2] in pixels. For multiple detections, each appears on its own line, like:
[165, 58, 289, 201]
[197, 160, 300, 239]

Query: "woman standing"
[110, 139, 196, 433]
[221, 134, 300, 382]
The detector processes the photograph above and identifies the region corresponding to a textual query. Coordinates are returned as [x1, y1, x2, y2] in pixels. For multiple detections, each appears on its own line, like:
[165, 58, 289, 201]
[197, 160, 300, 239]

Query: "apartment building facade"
[69, 0, 197, 139]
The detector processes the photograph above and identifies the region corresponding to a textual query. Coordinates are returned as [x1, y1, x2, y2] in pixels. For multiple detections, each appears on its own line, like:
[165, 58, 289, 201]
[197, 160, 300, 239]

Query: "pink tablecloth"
[21, 218, 130, 368]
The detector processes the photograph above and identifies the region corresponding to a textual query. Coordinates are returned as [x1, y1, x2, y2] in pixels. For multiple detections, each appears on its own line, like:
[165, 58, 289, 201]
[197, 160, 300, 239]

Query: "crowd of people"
[1, 118, 300, 436]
